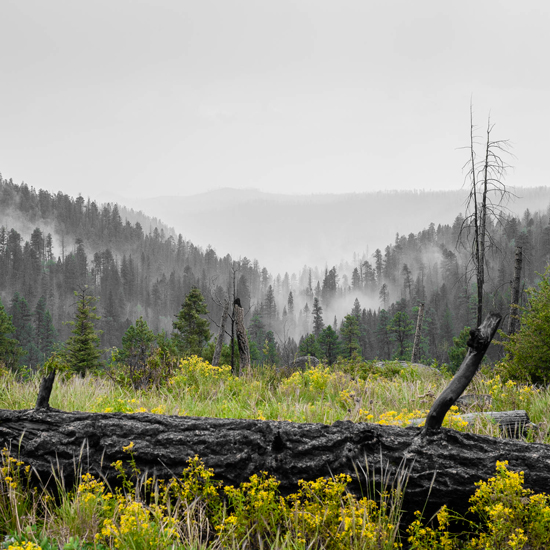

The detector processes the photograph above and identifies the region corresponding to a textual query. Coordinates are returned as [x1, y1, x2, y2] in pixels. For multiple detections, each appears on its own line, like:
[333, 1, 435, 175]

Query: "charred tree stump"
[35, 369, 57, 410]
[1, 408, 550, 522]
[423, 313, 501, 434]
[411, 303, 425, 363]
[508, 246, 523, 336]
[233, 299, 250, 371]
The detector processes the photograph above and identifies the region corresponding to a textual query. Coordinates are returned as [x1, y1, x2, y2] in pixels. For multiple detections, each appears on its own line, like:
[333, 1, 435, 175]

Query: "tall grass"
[1, 359, 547, 441]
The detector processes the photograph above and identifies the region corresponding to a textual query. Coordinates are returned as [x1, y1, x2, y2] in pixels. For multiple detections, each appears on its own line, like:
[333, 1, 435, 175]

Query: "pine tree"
[339, 314, 361, 359]
[63, 286, 102, 375]
[10, 293, 40, 367]
[172, 287, 211, 356]
[388, 310, 414, 360]
[262, 330, 279, 365]
[34, 295, 57, 363]
[0, 297, 22, 368]
[298, 333, 319, 358]
[312, 297, 325, 337]
[318, 325, 340, 365]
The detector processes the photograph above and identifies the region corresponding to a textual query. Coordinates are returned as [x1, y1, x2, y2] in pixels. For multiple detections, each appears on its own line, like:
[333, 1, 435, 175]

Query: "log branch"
[423, 313, 502, 434]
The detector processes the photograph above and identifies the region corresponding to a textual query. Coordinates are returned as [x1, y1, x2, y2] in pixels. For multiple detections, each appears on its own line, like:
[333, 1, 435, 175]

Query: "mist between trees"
[1, 175, 550, 370]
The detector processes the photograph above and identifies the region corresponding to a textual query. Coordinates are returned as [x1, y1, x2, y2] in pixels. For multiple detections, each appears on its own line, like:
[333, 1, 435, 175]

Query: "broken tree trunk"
[411, 302, 425, 363]
[233, 299, 250, 371]
[212, 299, 229, 367]
[508, 246, 523, 336]
[35, 369, 57, 410]
[1, 408, 550, 522]
[423, 313, 501, 434]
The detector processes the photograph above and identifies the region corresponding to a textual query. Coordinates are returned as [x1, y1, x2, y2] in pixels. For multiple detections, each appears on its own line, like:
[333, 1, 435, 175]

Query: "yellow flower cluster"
[97, 397, 165, 415]
[352, 406, 467, 430]
[408, 461, 550, 549]
[281, 365, 339, 393]
[100, 500, 179, 549]
[7, 543, 42, 550]
[169, 355, 232, 388]
[480, 374, 539, 408]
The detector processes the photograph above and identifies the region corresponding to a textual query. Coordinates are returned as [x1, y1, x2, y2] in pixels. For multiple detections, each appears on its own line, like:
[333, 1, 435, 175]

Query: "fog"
[126, 186, 550, 275]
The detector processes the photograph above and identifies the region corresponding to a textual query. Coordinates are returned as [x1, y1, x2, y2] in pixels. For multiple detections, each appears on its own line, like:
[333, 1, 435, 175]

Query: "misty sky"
[2, 1, 550, 203]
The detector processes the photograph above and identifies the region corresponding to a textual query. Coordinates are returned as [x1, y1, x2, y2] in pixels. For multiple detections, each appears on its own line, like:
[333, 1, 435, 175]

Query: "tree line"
[1, 174, 550, 372]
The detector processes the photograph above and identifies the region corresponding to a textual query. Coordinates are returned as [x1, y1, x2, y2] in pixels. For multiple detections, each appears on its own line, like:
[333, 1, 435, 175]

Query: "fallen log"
[1, 408, 550, 521]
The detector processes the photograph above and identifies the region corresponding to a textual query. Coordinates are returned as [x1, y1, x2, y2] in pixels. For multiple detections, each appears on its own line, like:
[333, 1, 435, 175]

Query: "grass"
[1, 357, 548, 441]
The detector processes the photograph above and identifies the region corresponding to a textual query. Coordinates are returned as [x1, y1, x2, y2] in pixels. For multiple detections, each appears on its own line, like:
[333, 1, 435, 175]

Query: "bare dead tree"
[411, 302, 424, 363]
[233, 298, 251, 372]
[208, 261, 253, 373]
[459, 104, 514, 326]
[508, 246, 523, 336]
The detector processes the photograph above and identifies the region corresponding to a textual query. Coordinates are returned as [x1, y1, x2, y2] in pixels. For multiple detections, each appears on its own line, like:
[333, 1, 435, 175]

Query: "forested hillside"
[1, 174, 549, 370]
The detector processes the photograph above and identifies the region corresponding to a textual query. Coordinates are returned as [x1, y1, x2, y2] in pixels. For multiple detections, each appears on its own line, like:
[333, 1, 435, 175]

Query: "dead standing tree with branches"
[459, 105, 514, 327]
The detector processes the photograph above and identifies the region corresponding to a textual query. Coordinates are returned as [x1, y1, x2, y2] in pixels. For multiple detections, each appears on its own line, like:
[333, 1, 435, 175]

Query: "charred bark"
[508, 246, 523, 336]
[423, 313, 501, 434]
[35, 369, 57, 410]
[233, 299, 250, 371]
[411, 303, 425, 363]
[1, 408, 550, 521]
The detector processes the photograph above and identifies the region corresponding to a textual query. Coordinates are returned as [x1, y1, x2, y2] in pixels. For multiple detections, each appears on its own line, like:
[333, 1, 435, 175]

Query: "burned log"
[1, 408, 550, 521]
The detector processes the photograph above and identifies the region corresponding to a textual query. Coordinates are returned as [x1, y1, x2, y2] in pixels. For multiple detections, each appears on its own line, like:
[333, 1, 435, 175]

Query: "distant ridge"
[127, 187, 550, 273]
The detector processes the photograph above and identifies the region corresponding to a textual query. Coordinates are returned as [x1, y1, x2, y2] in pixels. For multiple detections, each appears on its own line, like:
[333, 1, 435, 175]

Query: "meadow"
[1, 357, 550, 549]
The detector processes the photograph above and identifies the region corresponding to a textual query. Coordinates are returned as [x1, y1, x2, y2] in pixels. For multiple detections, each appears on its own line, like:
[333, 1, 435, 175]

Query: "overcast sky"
[2, 1, 550, 202]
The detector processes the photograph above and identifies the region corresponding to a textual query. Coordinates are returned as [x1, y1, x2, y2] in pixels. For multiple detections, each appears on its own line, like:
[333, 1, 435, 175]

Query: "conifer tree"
[172, 287, 211, 356]
[0, 297, 22, 368]
[339, 314, 361, 359]
[10, 292, 40, 367]
[34, 295, 57, 363]
[298, 333, 319, 358]
[63, 286, 102, 375]
[318, 325, 340, 365]
[312, 297, 324, 337]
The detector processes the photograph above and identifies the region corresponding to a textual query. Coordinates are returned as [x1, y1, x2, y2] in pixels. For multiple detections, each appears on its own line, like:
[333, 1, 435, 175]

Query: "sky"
[1, 0, 550, 203]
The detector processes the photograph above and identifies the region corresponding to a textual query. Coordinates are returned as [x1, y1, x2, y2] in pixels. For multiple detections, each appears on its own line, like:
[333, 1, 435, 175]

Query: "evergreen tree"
[0, 297, 22, 368]
[298, 333, 320, 358]
[262, 330, 279, 365]
[503, 266, 550, 383]
[352, 298, 362, 320]
[312, 297, 325, 337]
[339, 314, 361, 359]
[376, 310, 392, 359]
[388, 310, 414, 360]
[172, 287, 211, 356]
[63, 286, 102, 375]
[34, 295, 57, 363]
[117, 317, 157, 386]
[318, 325, 340, 365]
[10, 292, 40, 367]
